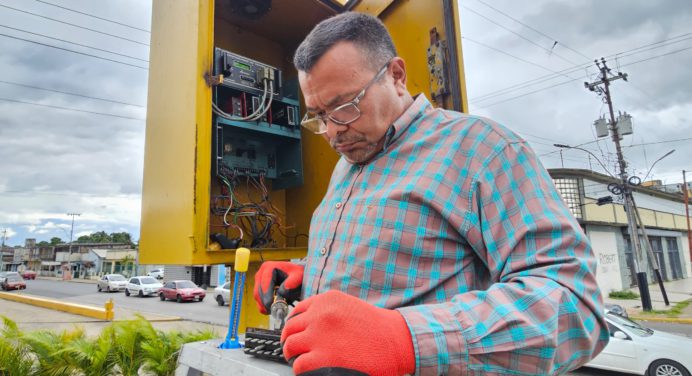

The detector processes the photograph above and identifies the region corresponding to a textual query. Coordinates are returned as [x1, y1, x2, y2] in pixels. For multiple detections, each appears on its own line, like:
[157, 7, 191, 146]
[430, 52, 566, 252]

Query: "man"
[254, 12, 608, 376]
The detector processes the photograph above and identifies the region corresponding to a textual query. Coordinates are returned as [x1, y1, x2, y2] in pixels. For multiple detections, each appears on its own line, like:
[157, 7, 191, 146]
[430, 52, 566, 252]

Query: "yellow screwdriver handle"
[234, 247, 250, 272]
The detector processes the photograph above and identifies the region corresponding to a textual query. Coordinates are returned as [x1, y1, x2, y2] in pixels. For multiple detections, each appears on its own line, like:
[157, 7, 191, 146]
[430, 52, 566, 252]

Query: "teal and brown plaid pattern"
[304, 95, 609, 375]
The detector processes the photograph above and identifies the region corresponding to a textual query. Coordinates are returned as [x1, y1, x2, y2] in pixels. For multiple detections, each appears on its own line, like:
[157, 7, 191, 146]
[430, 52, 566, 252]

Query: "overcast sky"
[1, 0, 691, 246]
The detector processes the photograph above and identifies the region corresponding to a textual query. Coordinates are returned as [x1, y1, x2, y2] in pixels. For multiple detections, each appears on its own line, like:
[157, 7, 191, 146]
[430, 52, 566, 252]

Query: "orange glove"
[253, 261, 304, 314]
[281, 290, 416, 376]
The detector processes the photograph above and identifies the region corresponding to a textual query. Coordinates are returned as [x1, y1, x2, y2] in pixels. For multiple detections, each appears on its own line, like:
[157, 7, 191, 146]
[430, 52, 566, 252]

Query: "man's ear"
[390, 57, 407, 96]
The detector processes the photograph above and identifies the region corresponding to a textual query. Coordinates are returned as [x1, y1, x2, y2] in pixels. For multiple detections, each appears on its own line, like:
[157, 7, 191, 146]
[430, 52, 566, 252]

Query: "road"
[6, 278, 692, 376]
[14, 278, 231, 326]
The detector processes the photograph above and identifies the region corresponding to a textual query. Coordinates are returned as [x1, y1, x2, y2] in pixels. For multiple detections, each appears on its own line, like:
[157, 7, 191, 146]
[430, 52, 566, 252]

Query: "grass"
[608, 290, 640, 300]
[641, 299, 691, 317]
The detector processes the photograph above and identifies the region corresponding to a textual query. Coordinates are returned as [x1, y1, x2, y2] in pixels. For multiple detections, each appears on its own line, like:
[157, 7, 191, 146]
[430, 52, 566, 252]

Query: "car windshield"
[141, 277, 158, 284]
[177, 281, 197, 289]
[109, 275, 126, 281]
[607, 312, 653, 337]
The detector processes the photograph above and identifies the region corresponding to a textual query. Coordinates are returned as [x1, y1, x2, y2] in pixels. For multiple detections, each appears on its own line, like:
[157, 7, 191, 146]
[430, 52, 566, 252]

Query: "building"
[87, 248, 138, 278]
[45, 242, 132, 278]
[550, 168, 692, 294]
[163, 265, 222, 288]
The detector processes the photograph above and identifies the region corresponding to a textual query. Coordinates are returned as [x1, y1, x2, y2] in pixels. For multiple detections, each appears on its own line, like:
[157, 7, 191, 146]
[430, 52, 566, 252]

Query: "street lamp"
[642, 149, 675, 182]
[553, 144, 616, 178]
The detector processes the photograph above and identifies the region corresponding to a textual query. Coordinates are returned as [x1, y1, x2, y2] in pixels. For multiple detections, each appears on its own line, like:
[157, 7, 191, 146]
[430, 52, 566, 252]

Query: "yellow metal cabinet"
[140, 0, 467, 331]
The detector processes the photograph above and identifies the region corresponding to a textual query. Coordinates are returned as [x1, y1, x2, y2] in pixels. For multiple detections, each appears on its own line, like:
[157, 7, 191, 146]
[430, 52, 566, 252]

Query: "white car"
[0, 271, 19, 284]
[586, 310, 692, 376]
[214, 282, 231, 306]
[148, 268, 164, 279]
[97, 274, 128, 292]
[125, 276, 163, 297]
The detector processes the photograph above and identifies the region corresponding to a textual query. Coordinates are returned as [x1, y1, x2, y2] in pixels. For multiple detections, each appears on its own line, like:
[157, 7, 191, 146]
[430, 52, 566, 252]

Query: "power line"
[461, 4, 579, 66]
[0, 97, 145, 120]
[471, 33, 692, 104]
[622, 137, 692, 148]
[462, 36, 571, 77]
[0, 3, 149, 46]
[0, 79, 145, 108]
[34, 0, 150, 33]
[474, 44, 692, 109]
[474, 0, 592, 61]
[0, 33, 148, 70]
[0, 189, 140, 198]
[0, 24, 149, 62]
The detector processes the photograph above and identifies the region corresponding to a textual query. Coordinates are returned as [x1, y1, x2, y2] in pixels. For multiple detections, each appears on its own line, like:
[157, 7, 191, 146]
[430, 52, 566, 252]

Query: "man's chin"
[341, 150, 376, 164]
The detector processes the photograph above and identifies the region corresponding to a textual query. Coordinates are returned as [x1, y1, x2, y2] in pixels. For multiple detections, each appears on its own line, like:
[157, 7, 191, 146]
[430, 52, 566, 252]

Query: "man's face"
[298, 42, 400, 164]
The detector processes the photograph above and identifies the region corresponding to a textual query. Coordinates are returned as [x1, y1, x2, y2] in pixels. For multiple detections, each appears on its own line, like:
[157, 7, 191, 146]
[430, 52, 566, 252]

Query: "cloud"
[460, 0, 692, 186]
[0, 0, 150, 245]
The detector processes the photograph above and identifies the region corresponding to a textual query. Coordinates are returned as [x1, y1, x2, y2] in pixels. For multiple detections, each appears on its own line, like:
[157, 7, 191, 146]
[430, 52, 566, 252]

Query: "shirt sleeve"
[397, 140, 610, 376]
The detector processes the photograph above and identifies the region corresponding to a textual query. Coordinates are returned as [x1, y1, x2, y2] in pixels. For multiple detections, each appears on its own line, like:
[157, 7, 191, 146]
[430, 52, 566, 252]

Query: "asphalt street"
[11, 278, 231, 325]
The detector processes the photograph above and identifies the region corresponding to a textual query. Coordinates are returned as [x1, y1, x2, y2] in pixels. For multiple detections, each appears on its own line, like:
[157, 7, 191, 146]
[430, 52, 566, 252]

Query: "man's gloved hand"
[281, 290, 415, 376]
[253, 261, 304, 314]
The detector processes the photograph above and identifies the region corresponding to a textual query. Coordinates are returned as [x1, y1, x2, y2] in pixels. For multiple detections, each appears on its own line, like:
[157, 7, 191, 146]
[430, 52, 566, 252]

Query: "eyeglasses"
[301, 61, 390, 135]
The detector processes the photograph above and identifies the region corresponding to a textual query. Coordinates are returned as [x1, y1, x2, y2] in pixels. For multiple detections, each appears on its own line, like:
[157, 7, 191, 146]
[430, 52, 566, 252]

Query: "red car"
[2, 274, 27, 291]
[20, 270, 37, 280]
[159, 280, 206, 303]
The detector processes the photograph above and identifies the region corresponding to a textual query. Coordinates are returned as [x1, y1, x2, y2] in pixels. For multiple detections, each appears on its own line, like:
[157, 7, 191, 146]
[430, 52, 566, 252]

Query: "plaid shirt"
[305, 95, 609, 375]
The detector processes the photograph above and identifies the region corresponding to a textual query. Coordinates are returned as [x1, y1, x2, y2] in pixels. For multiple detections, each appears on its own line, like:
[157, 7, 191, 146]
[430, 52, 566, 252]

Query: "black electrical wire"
[0, 79, 145, 108]
[0, 33, 148, 70]
[34, 0, 151, 33]
[0, 3, 149, 46]
[470, 34, 692, 104]
[0, 24, 148, 62]
[0, 97, 144, 120]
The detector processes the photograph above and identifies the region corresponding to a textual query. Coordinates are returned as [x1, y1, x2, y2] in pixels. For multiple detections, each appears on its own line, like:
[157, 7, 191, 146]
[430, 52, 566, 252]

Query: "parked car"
[20, 270, 37, 280]
[147, 268, 164, 280]
[214, 282, 231, 306]
[97, 274, 128, 292]
[125, 276, 163, 297]
[0, 271, 19, 284]
[1, 274, 26, 291]
[585, 309, 692, 376]
[159, 280, 206, 303]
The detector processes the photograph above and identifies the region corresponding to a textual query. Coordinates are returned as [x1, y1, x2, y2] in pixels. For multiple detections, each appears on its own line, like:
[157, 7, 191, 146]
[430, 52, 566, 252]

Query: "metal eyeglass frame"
[301, 60, 391, 135]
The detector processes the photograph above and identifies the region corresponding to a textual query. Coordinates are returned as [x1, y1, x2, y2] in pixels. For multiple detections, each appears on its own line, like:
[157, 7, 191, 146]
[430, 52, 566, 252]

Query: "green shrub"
[608, 290, 640, 300]
[0, 315, 216, 376]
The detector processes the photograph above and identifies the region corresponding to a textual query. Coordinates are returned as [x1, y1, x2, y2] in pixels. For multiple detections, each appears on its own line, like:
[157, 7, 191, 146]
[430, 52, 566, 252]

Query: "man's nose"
[325, 120, 349, 139]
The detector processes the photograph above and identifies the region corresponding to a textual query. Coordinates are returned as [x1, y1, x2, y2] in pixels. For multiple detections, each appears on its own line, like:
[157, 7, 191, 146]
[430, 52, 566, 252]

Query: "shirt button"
[335, 202, 342, 209]
[319, 247, 327, 255]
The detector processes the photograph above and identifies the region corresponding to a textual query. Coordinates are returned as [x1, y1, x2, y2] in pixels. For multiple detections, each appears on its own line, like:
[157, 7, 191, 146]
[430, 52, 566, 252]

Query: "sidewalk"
[37, 275, 98, 284]
[604, 278, 692, 324]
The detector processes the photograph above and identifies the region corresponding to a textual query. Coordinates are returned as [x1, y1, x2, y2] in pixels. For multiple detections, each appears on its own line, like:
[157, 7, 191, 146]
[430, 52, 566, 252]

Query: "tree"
[110, 232, 133, 245]
[49, 237, 64, 246]
[37, 241, 50, 247]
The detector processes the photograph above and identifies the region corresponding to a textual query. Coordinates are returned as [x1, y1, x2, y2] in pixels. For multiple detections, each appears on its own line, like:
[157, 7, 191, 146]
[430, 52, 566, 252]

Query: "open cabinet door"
[354, 0, 469, 113]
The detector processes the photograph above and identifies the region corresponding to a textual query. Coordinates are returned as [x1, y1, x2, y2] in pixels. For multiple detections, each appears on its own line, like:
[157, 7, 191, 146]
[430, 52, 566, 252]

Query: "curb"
[629, 315, 692, 324]
[0, 291, 113, 320]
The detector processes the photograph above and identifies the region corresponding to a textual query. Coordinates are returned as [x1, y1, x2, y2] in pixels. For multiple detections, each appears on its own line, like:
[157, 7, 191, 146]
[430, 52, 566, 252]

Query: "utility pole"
[0, 228, 7, 272]
[684, 170, 692, 261]
[585, 58, 653, 311]
[67, 213, 81, 279]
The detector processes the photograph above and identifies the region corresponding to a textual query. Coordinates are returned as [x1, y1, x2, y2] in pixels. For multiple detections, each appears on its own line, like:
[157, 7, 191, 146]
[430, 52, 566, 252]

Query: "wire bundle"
[213, 166, 281, 249]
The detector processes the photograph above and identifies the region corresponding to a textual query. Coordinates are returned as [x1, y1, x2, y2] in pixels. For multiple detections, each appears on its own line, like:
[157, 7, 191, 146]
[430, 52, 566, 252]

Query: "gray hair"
[293, 12, 397, 73]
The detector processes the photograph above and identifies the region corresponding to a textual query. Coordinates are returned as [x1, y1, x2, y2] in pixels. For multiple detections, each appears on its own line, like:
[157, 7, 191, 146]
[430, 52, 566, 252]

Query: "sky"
[1, 0, 691, 246]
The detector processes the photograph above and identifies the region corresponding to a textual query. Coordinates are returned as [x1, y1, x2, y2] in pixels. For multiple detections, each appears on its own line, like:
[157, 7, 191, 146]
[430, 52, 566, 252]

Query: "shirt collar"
[383, 94, 431, 150]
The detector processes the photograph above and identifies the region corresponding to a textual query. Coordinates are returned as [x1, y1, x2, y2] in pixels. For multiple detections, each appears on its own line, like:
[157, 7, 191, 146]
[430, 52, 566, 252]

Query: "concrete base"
[176, 339, 293, 376]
